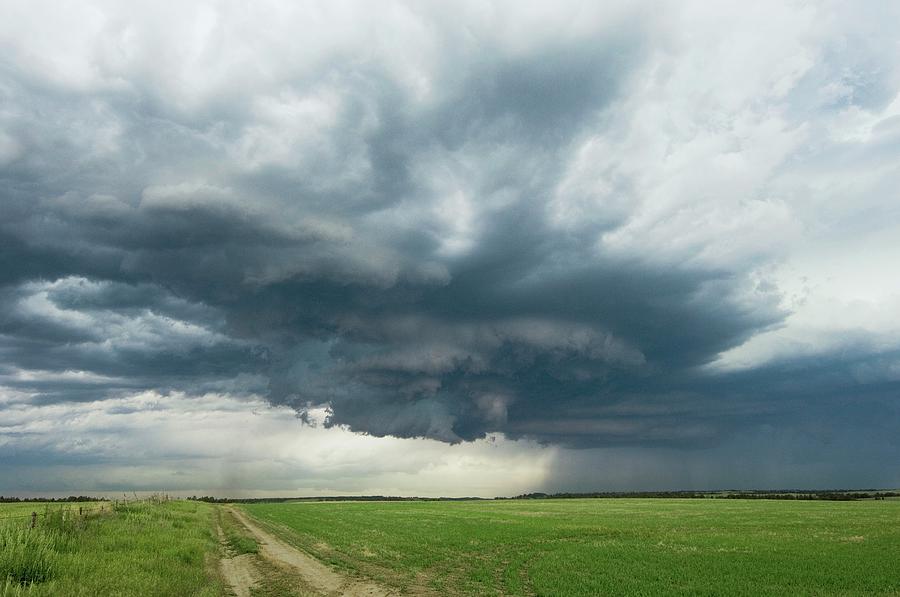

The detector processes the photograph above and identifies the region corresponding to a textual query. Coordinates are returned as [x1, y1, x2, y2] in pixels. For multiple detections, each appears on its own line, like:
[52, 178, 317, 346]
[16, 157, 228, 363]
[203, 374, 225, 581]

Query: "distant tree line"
[186, 495, 486, 503]
[0, 496, 107, 503]
[6, 491, 896, 503]
[186, 490, 899, 503]
[716, 491, 899, 501]
[509, 491, 709, 499]
[510, 490, 900, 501]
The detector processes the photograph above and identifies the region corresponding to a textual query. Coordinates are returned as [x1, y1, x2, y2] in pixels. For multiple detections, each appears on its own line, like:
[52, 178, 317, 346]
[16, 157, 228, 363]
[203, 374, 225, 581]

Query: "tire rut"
[217, 520, 260, 597]
[227, 507, 396, 597]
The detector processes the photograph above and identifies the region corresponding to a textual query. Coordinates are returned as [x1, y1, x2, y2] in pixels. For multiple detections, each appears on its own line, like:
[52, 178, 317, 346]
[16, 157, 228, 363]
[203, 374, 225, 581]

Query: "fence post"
[79, 506, 83, 517]
[31, 511, 36, 528]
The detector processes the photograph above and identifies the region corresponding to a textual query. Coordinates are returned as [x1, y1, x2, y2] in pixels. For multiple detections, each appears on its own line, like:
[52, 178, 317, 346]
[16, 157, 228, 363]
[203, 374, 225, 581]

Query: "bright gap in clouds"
[0, 390, 555, 497]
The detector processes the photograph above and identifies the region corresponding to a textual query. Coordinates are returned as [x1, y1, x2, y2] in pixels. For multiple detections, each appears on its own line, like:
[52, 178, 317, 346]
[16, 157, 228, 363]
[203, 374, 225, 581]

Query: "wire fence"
[0, 505, 107, 522]
[0, 496, 171, 527]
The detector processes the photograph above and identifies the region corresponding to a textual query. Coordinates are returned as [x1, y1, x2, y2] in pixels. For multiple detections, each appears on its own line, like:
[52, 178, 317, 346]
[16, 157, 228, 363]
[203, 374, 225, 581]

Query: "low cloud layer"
[2, 0, 900, 491]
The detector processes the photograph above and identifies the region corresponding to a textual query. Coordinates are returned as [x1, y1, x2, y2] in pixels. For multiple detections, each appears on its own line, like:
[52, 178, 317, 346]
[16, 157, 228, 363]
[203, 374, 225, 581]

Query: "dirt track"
[220, 507, 394, 597]
[219, 552, 258, 597]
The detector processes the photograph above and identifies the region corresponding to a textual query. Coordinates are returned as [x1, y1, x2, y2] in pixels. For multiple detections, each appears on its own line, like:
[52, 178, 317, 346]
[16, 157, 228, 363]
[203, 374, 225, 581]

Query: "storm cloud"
[2, 0, 900, 491]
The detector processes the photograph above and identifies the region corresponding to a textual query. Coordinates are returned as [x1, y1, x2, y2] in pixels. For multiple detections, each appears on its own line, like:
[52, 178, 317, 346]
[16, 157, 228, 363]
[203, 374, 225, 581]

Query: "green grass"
[217, 508, 258, 555]
[242, 498, 900, 596]
[0, 526, 58, 586]
[4, 498, 899, 596]
[0, 501, 223, 596]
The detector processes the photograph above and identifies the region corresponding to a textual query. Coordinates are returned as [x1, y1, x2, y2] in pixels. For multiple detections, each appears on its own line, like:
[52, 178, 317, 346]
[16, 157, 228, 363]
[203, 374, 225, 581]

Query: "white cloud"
[0, 390, 555, 497]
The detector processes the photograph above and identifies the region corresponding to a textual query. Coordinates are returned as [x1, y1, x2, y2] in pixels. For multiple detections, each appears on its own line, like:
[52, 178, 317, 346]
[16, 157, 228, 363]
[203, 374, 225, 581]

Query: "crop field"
[242, 498, 900, 596]
[3, 497, 900, 596]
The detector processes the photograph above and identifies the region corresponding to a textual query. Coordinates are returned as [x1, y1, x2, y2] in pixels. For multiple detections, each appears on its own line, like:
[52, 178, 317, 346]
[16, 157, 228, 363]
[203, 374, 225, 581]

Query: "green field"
[242, 498, 900, 596]
[0, 501, 222, 597]
[3, 498, 900, 596]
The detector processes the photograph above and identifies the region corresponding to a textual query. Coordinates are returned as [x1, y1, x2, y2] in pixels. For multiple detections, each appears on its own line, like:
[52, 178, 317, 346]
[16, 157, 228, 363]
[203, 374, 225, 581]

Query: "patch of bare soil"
[218, 523, 260, 597]
[228, 507, 396, 597]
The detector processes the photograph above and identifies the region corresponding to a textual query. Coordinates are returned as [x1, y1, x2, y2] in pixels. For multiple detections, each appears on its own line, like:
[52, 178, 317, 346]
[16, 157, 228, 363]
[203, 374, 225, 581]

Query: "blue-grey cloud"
[1, 0, 900, 489]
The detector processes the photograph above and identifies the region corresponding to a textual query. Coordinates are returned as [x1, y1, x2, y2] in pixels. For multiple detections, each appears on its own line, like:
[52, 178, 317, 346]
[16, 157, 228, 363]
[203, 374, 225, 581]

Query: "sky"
[1, 0, 899, 497]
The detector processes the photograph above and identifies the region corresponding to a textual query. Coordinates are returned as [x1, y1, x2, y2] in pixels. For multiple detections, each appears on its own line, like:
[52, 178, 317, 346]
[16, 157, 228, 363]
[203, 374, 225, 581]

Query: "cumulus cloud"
[1, 0, 899, 491]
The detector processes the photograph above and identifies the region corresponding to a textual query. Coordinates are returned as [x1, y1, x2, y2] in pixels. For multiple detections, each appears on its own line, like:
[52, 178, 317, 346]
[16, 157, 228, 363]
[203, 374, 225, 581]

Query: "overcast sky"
[2, 0, 899, 497]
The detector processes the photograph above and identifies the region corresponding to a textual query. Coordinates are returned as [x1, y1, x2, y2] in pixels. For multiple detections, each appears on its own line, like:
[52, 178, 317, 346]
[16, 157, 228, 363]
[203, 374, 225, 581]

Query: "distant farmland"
[3, 497, 899, 595]
[240, 498, 900, 596]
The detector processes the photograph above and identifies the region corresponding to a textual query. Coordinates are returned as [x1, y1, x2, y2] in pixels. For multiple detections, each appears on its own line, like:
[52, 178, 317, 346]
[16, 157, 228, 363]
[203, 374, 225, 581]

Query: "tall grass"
[0, 526, 61, 586]
[0, 578, 32, 597]
[0, 501, 222, 596]
[0, 504, 83, 591]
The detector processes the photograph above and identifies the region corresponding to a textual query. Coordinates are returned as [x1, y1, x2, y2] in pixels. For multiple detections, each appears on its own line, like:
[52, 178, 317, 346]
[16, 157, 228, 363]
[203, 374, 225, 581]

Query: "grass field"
[3, 497, 899, 596]
[242, 498, 900, 596]
[0, 501, 223, 597]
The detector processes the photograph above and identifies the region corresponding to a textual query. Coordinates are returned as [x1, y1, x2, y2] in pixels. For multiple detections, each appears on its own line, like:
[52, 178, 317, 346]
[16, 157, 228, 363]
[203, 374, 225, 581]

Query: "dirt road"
[219, 507, 394, 597]
[217, 519, 259, 597]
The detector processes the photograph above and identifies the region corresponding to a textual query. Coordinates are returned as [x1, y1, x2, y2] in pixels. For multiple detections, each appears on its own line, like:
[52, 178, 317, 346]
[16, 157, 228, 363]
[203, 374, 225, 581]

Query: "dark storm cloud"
[0, 277, 264, 405]
[1, 0, 899, 473]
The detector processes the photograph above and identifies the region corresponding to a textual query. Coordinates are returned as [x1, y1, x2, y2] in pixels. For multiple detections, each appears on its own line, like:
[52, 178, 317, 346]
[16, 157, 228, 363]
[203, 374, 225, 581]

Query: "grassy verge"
[217, 508, 258, 555]
[242, 498, 900, 596]
[0, 501, 223, 596]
